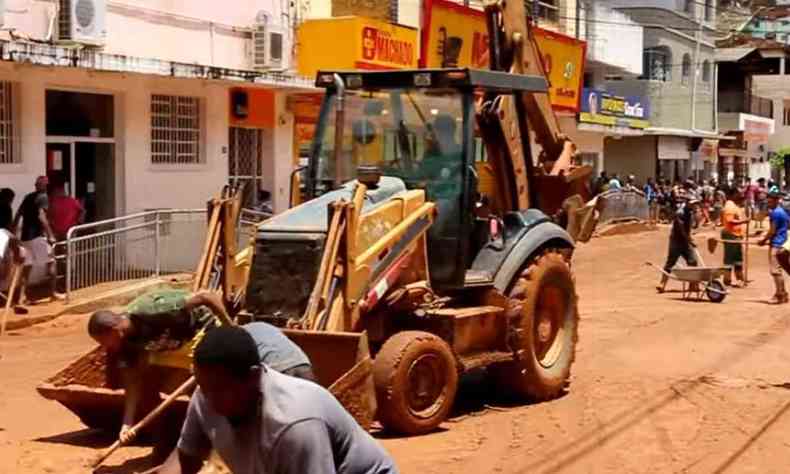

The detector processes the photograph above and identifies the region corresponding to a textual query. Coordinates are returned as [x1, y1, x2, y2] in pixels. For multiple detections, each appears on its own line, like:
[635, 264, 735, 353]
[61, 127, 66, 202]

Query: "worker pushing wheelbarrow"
[648, 191, 729, 303]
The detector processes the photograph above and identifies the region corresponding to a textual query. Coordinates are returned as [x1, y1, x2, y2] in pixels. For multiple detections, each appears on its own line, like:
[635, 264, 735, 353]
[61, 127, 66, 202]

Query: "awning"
[714, 47, 757, 63]
[0, 40, 316, 90]
[576, 122, 645, 137]
[643, 127, 733, 140]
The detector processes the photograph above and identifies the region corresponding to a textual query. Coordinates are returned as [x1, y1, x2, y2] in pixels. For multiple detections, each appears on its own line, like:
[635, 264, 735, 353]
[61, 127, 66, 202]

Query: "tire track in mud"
[509, 314, 790, 473]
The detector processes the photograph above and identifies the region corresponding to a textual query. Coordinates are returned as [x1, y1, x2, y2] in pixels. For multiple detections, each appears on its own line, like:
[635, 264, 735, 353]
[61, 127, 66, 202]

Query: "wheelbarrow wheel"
[706, 280, 727, 303]
[373, 331, 458, 435]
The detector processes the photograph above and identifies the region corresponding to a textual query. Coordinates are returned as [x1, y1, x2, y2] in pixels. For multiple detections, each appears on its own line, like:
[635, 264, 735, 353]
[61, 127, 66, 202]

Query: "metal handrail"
[63, 208, 206, 302]
[64, 208, 204, 241]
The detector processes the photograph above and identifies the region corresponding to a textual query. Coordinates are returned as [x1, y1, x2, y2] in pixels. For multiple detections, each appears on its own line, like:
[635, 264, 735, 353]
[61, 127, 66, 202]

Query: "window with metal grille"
[526, 0, 559, 24]
[0, 81, 18, 165]
[681, 54, 692, 86]
[151, 94, 202, 164]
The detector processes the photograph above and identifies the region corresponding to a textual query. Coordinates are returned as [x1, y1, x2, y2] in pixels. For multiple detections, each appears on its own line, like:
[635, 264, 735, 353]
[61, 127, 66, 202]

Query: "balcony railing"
[719, 92, 774, 119]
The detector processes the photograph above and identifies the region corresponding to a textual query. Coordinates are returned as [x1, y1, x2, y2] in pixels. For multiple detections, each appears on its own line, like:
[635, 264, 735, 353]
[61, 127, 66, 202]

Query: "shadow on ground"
[35, 428, 113, 449]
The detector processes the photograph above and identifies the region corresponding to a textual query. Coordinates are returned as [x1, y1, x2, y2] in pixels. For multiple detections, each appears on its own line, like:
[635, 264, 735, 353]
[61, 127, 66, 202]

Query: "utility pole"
[690, 17, 702, 132]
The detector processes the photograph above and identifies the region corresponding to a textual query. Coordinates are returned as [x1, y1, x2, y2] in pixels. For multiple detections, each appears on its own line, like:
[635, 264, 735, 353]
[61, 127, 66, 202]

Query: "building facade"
[716, 47, 778, 183]
[578, 0, 720, 184]
[1, 0, 312, 223]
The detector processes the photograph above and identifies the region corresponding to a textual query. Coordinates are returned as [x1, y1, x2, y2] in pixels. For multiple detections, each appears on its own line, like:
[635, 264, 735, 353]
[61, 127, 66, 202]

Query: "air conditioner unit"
[58, 0, 107, 46]
[251, 12, 287, 71]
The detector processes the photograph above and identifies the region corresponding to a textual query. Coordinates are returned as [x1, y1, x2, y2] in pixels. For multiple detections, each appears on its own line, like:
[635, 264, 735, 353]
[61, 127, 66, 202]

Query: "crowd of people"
[0, 175, 85, 314]
[596, 171, 790, 305]
[593, 171, 784, 228]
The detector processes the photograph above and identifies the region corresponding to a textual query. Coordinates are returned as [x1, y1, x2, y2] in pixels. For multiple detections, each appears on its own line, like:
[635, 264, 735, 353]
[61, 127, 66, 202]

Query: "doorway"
[45, 90, 116, 223]
[229, 126, 264, 208]
[45, 140, 115, 222]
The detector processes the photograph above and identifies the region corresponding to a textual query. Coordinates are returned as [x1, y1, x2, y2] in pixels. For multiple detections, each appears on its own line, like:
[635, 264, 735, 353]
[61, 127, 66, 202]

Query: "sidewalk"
[2, 274, 193, 332]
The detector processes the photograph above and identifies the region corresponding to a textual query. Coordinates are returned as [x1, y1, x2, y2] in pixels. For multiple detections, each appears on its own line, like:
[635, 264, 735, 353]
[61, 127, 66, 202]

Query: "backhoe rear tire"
[373, 331, 458, 435]
[494, 250, 579, 400]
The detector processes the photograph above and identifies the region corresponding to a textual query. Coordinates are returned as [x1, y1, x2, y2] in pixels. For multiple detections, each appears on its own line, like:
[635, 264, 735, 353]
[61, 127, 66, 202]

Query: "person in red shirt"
[48, 178, 85, 241]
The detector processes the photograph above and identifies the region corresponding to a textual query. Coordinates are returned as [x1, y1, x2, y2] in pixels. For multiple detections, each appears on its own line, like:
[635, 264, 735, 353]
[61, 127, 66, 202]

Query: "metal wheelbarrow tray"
[647, 262, 730, 303]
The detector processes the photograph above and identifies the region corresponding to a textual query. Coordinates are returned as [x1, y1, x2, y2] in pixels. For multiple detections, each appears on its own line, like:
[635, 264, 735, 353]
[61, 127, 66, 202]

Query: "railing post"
[65, 238, 72, 303]
[155, 211, 161, 277]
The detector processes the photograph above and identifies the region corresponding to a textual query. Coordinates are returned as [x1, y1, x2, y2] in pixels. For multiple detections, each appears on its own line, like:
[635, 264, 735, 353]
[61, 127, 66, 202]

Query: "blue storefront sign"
[579, 89, 650, 129]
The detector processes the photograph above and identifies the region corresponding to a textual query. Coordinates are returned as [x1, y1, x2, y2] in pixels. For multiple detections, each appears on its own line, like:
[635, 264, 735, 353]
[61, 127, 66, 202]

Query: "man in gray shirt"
[157, 325, 397, 474]
[242, 322, 316, 382]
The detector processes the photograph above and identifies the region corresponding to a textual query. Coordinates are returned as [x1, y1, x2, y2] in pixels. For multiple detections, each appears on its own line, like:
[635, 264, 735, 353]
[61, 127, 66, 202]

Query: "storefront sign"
[532, 27, 586, 112]
[579, 89, 650, 129]
[360, 26, 416, 68]
[420, 0, 585, 111]
[229, 88, 275, 128]
[743, 118, 772, 145]
[420, 0, 489, 69]
[297, 17, 418, 78]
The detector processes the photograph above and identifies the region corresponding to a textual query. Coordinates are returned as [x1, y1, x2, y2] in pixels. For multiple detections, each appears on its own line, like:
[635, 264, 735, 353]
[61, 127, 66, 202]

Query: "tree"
[770, 147, 790, 189]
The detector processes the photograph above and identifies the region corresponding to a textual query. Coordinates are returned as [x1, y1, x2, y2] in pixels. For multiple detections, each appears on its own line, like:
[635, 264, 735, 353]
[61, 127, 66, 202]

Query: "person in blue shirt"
[759, 191, 790, 304]
[608, 174, 622, 191]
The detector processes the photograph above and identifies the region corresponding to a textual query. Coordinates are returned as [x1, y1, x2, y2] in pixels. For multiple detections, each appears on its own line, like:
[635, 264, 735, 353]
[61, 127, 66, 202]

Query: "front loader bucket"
[283, 329, 377, 430]
[38, 332, 375, 432]
[36, 346, 190, 432]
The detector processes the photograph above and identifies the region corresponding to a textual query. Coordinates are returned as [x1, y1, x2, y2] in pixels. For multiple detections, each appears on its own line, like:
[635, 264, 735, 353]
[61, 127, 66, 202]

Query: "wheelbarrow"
[646, 259, 730, 303]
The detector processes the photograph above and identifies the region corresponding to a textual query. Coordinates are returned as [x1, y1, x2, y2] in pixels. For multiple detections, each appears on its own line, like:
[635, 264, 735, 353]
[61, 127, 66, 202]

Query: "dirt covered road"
[3, 227, 790, 473]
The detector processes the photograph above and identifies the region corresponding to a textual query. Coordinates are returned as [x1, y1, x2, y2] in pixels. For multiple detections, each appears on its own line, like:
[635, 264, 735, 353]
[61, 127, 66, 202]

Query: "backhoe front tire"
[373, 331, 458, 435]
[495, 250, 579, 400]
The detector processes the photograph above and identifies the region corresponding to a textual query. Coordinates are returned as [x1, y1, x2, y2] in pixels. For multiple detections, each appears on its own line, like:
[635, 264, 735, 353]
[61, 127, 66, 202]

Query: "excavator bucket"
[283, 329, 377, 430]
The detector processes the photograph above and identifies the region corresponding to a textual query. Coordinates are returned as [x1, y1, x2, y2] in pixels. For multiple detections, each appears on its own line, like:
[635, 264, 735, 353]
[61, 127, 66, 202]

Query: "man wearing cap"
[12, 175, 59, 303]
[155, 326, 397, 474]
[657, 190, 699, 293]
[759, 190, 790, 304]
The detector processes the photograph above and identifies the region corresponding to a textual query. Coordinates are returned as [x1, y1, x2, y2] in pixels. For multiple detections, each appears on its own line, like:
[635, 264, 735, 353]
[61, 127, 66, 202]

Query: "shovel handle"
[92, 376, 197, 468]
[1, 265, 22, 339]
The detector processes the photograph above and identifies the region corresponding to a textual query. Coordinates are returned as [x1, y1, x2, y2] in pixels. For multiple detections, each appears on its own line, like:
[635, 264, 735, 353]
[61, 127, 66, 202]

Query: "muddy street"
[3, 227, 790, 473]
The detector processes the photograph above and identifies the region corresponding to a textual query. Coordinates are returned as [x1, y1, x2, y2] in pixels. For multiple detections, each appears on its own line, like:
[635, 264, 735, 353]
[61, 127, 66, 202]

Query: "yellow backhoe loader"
[38, 0, 592, 437]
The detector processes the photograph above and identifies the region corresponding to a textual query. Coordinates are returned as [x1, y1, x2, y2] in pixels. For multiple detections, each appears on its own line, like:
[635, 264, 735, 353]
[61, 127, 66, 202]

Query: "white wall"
[585, 2, 643, 75]
[1, 0, 294, 71]
[0, 62, 231, 215]
[752, 75, 790, 154]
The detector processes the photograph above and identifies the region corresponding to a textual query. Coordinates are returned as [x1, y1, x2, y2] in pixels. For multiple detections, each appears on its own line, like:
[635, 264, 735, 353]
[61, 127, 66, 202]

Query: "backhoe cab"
[307, 68, 576, 290]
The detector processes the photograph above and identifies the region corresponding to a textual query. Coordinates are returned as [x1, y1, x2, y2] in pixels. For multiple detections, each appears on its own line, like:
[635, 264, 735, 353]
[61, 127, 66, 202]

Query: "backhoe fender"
[490, 221, 574, 293]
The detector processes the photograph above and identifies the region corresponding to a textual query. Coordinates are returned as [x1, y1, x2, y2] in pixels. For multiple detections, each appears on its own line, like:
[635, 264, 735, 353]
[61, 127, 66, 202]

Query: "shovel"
[1, 264, 22, 340]
[706, 237, 760, 254]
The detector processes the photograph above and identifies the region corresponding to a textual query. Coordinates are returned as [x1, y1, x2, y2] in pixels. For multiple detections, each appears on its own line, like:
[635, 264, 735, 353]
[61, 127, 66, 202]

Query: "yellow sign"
[420, 0, 586, 111]
[579, 113, 649, 129]
[297, 17, 418, 78]
[532, 27, 586, 112]
[421, 0, 489, 69]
